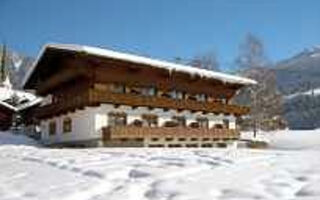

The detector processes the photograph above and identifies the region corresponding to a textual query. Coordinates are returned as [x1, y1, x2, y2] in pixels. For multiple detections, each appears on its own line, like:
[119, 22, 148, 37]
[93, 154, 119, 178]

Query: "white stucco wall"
[39, 104, 237, 145]
[40, 107, 96, 144]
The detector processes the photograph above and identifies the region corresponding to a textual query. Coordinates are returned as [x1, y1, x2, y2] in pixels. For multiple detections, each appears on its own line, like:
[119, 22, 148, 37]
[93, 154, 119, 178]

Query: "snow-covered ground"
[1, 130, 320, 200]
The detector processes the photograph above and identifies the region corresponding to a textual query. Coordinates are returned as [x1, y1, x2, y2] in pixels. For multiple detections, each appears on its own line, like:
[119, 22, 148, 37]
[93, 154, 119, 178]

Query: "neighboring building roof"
[23, 43, 257, 88]
[0, 86, 42, 112]
[0, 101, 16, 112]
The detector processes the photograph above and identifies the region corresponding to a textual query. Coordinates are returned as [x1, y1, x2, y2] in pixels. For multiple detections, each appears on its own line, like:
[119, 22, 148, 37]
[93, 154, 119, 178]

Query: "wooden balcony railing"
[35, 88, 249, 119]
[89, 89, 250, 116]
[102, 126, 240, 141]
[35, 91, 91, 119]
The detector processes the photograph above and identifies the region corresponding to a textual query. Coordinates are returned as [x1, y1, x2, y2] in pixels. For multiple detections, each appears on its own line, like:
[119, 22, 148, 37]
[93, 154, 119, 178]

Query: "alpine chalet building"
[23, 44, 256, 147]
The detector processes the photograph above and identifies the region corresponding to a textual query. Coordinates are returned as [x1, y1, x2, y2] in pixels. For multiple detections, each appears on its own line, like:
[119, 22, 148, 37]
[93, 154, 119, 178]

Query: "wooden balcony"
[35, 88, 249, 119]
[89, 89, 249, 116]
[35, 91, 91, 119]
[102, 126, 240, 141]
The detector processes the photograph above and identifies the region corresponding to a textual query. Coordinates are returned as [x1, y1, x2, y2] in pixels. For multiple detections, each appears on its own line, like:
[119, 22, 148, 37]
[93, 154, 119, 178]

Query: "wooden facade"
[27, 53, 250, 119]
[102, 126, 239, 147]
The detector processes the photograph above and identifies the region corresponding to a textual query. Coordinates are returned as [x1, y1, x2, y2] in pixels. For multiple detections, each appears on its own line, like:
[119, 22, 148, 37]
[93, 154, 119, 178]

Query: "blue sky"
[1, 0, 320, 69]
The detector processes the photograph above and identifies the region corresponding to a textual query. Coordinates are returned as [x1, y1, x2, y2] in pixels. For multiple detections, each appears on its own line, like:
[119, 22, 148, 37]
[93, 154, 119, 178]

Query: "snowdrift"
[1, 130, 320, 199]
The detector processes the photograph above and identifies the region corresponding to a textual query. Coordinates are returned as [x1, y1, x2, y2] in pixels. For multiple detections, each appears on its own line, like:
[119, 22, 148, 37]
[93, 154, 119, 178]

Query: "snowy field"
[1, 131, 320, 200]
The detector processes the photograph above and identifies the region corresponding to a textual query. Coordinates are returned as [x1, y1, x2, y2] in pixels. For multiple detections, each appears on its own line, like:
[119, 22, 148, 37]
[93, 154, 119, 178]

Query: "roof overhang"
[23, 43, 257, 89]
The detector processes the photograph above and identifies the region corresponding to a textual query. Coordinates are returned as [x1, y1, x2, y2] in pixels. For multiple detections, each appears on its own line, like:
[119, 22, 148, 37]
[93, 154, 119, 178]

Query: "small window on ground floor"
[63, 117, 72, 133]
[49, 121, 56, 136]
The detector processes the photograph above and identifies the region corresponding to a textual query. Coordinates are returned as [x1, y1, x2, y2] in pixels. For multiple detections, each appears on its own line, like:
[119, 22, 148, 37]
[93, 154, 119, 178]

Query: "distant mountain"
[237, 46, 320, 130]
[276, 46, 320, 95]
[274, 46, 320, 129]
[0, 47, 34, 89]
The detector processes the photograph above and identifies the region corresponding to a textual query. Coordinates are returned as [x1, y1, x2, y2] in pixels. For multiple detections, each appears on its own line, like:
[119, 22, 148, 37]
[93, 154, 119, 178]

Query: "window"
[63, 117, 72, 133]
[197, 117, 209, 128]
[150, 87, 157, 96]
[170, 90, 177, 99]
[141, 87, 157, 96]
[219, 94, 227, 104]
[108, 112, 127, 126]
[172, 116, 186, 127]
[170, 90, 185, 100]
[94, 83, 108, 91]
[176, 91, 185, 100]
[223, 119, 229, 129]
[112, 84, 125, 93]
[142, 114, 158, 127]
[49, 121, 56, 136]
[197, 94, 207, 102]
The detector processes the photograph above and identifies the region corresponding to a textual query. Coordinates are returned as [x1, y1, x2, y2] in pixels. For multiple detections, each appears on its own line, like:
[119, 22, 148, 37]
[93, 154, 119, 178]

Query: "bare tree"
[235, 33, 267, 70]
[233, 33, 286, 134]
[190, 52, 220, 71]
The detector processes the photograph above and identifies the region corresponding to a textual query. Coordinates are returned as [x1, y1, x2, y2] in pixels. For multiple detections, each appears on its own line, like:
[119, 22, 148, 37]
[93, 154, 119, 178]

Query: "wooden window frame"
[63, 117, 72, 133]
[49, 121, 56, 136]
[112, 83, 126, 94]
[223, 119, 230, 129]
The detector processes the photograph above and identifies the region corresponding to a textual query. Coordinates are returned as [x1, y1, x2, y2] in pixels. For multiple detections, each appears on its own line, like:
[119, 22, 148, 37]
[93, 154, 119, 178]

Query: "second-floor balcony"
[35, 88, 250, 119]
[89, 89, 250, 116]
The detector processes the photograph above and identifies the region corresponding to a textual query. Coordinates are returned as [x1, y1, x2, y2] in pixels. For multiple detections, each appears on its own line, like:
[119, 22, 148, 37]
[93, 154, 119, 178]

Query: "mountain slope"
[276, 46, 320, 95]
[274, 46, 320, 129]
[0, 47, 34, 89]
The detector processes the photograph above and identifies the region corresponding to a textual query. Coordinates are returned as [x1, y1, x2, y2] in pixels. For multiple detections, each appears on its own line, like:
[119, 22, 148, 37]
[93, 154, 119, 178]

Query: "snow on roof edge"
[0, 101, 17, 112]
[22, 45, 47, 88]
[23, 43, 257, 88]
[16, 97, 42, 111]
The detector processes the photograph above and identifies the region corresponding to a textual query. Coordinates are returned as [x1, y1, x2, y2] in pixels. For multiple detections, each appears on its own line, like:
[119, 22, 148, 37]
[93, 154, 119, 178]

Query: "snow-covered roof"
[23, 43, 257, 87]
[0, 87, 42, 112]
[0, 101, 16, 112]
